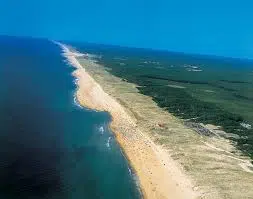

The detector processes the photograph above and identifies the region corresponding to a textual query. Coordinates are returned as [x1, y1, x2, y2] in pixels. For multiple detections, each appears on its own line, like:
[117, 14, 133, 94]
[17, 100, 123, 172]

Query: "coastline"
[56, 42, 199, 199]
[56, 41, 253, 199]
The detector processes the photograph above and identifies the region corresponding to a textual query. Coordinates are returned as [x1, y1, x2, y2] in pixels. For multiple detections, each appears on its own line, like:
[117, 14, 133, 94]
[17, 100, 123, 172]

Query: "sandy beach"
[56, 42, 253, 199]
[56, 42, 199, 199]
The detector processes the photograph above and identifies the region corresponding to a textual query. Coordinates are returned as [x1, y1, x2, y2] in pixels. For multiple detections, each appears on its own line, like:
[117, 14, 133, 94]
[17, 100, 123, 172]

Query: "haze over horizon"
[0, 0, 253, 59]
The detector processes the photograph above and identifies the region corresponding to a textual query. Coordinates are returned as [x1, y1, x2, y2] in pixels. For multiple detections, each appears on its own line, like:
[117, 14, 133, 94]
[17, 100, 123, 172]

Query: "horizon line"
[1, 34, 253, 62]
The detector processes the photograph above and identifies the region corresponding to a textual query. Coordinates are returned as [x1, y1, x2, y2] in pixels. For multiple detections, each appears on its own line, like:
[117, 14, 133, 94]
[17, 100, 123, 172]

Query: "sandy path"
[56, 41, 199, 199]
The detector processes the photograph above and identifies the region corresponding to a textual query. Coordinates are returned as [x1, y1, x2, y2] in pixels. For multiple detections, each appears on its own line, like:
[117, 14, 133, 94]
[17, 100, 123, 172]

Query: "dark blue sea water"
[0, 36, 140, 199]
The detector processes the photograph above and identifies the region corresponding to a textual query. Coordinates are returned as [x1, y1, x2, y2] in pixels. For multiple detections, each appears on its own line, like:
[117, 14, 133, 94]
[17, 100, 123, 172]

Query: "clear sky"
[0, 0, 253, 59]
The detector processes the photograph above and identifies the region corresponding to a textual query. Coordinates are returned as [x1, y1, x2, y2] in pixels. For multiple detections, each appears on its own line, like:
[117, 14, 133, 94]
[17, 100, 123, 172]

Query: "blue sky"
[0, 0, 253, 59]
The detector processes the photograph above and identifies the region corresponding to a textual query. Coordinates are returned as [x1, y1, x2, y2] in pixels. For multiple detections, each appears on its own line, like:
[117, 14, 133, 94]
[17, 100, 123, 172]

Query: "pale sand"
[56, 42, 199, 199]
[56, 42, 253, 199]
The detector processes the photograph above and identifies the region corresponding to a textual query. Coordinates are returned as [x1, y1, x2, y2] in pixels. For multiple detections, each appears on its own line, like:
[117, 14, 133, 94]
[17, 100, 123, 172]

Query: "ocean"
[0, 36, 141, 199]
[70, 42, 253, 161]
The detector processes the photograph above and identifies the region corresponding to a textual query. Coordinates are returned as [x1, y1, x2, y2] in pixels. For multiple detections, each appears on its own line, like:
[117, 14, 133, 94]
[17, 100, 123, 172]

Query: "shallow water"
[0, 36, 140, 199]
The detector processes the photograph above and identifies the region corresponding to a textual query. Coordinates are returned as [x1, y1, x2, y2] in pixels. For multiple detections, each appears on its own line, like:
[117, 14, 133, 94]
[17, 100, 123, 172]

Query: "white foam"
[187, 69, 203, 72]
[52, 40, 99, 70]
[106, 137, 112, 148]
[52, 40, 102, 112]
[183, 64, 203, 72]
[73, 93, 83, 109]
[128, 167, 132, 174]
[72, 78, 78, 85]
[191, 66, 199, 69]
[142, 60, 160, 65]
[99, 126, 104, 134]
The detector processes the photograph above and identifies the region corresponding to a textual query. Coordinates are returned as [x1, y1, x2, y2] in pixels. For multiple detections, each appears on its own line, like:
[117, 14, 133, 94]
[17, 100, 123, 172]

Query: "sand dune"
[56, 41, 199, 199]
[56, 41, 253, 199]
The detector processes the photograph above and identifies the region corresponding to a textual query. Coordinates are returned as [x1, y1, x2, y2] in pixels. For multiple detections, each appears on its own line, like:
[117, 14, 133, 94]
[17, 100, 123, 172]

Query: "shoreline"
[56, 42, 199, 199]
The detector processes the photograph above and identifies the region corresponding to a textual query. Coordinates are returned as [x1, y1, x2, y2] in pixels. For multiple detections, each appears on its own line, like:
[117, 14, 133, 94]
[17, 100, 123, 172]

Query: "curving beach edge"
[55, 41, 253, 199]
[55, 41, 199, 199]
